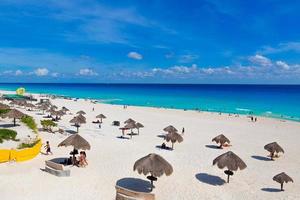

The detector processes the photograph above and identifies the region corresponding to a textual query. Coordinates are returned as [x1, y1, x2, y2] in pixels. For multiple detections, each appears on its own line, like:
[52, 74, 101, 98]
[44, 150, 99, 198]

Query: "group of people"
[44, 142, 88, 167]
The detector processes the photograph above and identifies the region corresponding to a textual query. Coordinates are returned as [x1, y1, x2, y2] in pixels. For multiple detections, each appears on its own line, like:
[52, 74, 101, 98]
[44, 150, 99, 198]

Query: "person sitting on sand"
[44, 141, 52, 155]
[78, 151, 88, 167]
[161, 142, 167, 149]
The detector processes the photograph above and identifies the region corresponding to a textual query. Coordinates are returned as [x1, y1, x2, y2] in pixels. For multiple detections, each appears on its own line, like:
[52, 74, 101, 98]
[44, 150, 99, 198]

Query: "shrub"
[18, 139, 40, 149]
[0, 129, 19, 143]
[21, 116, 38, 134]
[0, 109, 10, 115]
[41, 120, 57, 132]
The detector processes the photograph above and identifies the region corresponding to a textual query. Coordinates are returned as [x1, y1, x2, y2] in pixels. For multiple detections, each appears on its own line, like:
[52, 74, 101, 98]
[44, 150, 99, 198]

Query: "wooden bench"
[115, 185, 155, 200]
[45, 160, 70, 177]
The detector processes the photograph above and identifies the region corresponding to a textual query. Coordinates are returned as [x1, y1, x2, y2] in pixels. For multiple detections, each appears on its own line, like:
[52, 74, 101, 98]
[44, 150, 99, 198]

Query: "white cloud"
[79, 68, 98, 76]
[276, 61, 290, 70]
[51, 72, 59, 77]
[127, 52, 143, 60]
[15, 70, 23, 76]
[178, 54, 199, 63]
[34, 68, 49, 76]
[249, 54, 272, 67]
[259, 42, 300, 54]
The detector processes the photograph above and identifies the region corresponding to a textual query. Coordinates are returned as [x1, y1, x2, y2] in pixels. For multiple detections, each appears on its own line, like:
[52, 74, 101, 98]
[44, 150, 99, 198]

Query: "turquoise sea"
[0, 83, 299, 122]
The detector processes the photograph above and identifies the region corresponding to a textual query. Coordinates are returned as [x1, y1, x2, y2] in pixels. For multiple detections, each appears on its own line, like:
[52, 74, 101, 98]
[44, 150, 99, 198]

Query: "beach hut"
[165, 131, 183, 149]
[134, 153, 173, 191]
[2, 109, 26, 126]
[77, 110, 86, 115]
[213, 151, 247, 183]
[163, 125, 177, 133]
[135, 122, 144, 135]
[124, 118, 135, 124]
[70, 116, 86, 133]
[273, 172, 293, 191]
[96, 114, 106, 123]
[212, 134, 230, 148]
[264, 142, 284, 160]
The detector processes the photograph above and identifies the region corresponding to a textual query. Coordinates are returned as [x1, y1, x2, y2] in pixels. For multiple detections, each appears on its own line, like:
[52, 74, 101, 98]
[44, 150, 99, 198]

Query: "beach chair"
[115, 185, 155, 200]
[45, 160, 71, 177]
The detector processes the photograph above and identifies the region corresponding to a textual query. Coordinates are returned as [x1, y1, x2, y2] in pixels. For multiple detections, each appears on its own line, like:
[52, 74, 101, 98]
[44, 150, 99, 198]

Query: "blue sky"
[0, 0, 300, 83]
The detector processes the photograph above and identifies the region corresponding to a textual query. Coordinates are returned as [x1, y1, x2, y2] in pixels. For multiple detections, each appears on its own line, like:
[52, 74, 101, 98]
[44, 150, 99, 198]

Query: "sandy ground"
[0, 91, 300, 200]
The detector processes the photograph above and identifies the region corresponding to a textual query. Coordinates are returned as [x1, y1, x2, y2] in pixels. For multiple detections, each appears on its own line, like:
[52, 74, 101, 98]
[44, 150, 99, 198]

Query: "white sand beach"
[0, 91, 300, 200]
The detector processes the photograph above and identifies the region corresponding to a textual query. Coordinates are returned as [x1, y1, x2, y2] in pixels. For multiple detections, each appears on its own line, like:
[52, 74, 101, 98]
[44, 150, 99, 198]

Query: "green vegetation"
[0, 129, 19, 143]
[41, 120, 57, 132]
[0, 109, 10, 115]
[18, 139, 40, 149]
[21, 116, 38, 134]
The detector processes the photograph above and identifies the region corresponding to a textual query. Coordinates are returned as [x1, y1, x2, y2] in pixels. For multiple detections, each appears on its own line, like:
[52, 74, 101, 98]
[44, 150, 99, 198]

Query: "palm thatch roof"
[58, 134, 91, 150]
[264, 142, 284, 154]
[163, 125, 177, 133]
[124, 122, 137, 129]
[70, 115, 86, 124]
[77, 114, 86, 121]
[133, 153, 173, 177]
[77, 110, 86, 115]
[212, 134, 230, 145]
[273, 172, 293, 184]
[96, 114, 106, 119]
[213, 151, 247, 171]
[136, 122, 144, 128]
[124, 118, 135, 124]
[3, 109, 26, 119]
[165, 131, 183, 144]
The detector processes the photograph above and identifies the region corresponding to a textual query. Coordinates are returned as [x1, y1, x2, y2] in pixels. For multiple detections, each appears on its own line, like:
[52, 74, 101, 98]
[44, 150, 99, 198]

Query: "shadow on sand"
[116, 177, 152, 193]
[205, 145, 221, 149]
[261, 188, 282, 192]
[251, 155, 272, 161]
[65, 130, 77, 134]
[195, 173, 225, 186]
[157, 134, 166, 139]
[116, 136, 130, 140]
[155, 145, 173, 151]
[0, 124, 20, 128]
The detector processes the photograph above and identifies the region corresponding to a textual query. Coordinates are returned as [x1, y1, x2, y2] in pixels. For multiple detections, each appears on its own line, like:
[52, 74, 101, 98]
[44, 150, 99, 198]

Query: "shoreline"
[1, 89, 299, 124]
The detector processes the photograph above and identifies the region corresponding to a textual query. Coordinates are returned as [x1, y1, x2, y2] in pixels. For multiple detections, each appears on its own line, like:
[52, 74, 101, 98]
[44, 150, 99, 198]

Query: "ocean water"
[0, 83, 299, 122]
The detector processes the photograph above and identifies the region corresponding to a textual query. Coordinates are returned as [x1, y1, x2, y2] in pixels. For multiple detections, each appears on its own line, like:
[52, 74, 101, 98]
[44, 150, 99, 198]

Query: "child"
[44, 141, 52, 155]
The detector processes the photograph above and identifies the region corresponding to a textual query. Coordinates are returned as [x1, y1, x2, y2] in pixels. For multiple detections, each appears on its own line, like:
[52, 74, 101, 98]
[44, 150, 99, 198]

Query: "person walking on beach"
[44, 141, 52, 155]
[182, 127, 185, 135]
[92, 107, 94, 111]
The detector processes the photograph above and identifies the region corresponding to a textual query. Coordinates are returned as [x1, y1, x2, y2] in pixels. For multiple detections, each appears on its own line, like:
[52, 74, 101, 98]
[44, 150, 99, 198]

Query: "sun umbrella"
[163, 125, 177, 133]
[96, 114, 106, 123]
[124, 118, 135, 124]
[212, 134, 230, 148]
[77, 110, 86, 115]
[273, 172, 293, 191]
[165, 131, 183, 149]
[264, 142, 284, 160]
[70, 115, 86, 132]
[2, 109, 26, 126]
[58, 134, 91, 150]
[213, 151, 247, 183]
[134, 153, 173, 191]
[124, 122, 137, 138]
[135, 122, 144, 135]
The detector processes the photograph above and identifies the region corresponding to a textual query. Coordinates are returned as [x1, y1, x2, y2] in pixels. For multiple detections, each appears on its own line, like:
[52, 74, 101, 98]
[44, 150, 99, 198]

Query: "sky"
[0, 0, 300, 84]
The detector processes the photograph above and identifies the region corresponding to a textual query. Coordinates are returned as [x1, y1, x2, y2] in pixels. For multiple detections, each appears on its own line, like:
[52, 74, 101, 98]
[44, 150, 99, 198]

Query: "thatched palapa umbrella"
[212, 134, 230, 148]
[134, 153, 173, 191]
[124, 118, 135, 124]
[165, 131, 183, 149]
[77, 110, 86, 115]
[213, 151, 247, 183]
[70, 115, 86, 133]
[2, 109, 26, 126]
[273, 172, 293, 191]
[163, 125, 177, 133]
[264, 142, 284, 160]
[58, 134, 90, 165]
[135, 122, 144, 135]
[124, 122, 137, 138]
[96, 114, 106, 123]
